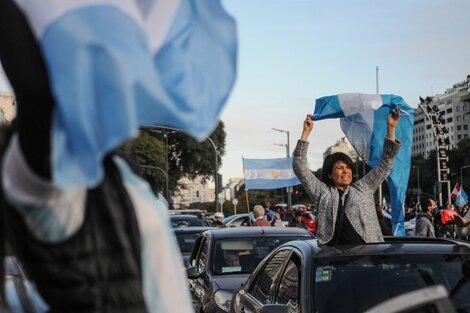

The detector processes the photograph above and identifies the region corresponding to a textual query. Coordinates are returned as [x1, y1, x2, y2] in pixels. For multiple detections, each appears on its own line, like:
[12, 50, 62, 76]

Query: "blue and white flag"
[243, 158, 301, 190]
[14, 0, 237, 187]
[456, 185, 469, 207]
[313, 93, 414, 236]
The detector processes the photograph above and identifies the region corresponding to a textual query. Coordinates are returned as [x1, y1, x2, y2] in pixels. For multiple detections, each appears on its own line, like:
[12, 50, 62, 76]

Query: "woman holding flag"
[293, 109, 401, 246]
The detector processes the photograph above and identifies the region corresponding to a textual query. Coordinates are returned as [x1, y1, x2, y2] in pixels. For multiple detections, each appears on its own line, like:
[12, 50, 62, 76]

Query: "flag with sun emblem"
[243, 158, 300, 190]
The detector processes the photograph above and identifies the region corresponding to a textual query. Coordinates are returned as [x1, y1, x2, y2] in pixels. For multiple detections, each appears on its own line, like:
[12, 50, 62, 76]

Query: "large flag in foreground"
[313, 93, 414, 236]
[243, 158, 300, 190]
[13, 0, 237, 187]
[452, 183, 469, 207]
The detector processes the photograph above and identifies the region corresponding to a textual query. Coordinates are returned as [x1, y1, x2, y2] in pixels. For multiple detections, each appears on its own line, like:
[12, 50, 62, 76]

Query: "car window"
[314, 254, 470, 313]
[228, 216, 250, 227]
[196, 238, 209, 272]
[275, 257, 300, 312]
[249, 249, 292, 304]
[170, 216, 209, 228]
[176, 233, 199, 253]
[213, 237, 307, 275]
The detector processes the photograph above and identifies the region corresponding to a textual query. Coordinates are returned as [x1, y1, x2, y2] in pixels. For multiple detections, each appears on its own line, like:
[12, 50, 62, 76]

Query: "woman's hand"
[301, 114, 314, 141]
[386, 108, 400, 141]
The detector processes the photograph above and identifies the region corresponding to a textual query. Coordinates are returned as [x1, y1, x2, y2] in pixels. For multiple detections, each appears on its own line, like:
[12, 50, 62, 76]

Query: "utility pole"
[272, 128, 292, 209]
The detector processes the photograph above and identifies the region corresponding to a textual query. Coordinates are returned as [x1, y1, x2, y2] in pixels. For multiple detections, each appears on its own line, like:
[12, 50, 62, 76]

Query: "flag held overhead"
[313, 93, 415, 236]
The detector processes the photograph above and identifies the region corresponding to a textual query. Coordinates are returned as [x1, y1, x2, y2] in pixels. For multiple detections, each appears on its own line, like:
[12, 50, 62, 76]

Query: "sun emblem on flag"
[271, 170, 280, 178]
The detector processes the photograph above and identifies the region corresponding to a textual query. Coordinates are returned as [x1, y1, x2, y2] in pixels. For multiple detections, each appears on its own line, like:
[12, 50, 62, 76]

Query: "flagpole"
[245, 190, 252, 226]
[376, 65, 383, 204]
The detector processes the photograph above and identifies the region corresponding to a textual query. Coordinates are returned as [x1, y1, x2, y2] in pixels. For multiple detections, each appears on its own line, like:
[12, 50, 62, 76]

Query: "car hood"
[212, 274, 250, 292]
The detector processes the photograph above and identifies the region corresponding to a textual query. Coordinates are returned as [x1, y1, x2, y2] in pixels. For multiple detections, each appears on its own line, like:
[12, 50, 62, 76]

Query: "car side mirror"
[260, 304, 289, 313]
[186, 266, 203, 279]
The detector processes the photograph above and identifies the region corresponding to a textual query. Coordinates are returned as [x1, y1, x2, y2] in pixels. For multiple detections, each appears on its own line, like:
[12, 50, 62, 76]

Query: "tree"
[118, 121, 226, 198]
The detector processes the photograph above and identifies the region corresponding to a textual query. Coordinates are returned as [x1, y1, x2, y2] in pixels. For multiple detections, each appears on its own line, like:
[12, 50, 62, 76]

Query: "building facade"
[413, 75, 470, 158]
[171, 176, 215, 209]
[323, 136, 359, 161]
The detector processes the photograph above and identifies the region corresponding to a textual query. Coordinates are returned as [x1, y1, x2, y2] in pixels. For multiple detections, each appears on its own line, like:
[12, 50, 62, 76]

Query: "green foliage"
[118, 121, 226, 200]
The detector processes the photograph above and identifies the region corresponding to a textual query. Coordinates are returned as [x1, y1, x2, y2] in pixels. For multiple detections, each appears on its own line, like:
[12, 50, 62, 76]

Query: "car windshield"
[314, 255, 470, 313]
[213, 237, 306, 275]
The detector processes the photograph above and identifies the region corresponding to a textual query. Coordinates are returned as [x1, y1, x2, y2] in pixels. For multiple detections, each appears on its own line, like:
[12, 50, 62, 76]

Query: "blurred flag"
[13, 0, 237, 187]
[451, 183, 461, 200]
[452, 183, 469, 207]
[243, 158, 300, 190]
[313, 93, 414, 236]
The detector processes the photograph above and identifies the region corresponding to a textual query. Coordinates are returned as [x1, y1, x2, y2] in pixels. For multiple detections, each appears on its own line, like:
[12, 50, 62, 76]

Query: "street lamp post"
[412, 165, 420, 204]
[272, 128, 292, 210]
[460, 165, 470, 187]
[140, 165, 169, 197]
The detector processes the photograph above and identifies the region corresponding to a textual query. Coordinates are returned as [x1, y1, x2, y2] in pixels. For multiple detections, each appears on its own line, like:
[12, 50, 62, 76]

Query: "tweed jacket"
[293, 138, 401, 244]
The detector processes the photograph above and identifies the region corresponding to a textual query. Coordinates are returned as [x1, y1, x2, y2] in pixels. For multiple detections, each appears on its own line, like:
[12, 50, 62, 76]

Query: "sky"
[218, 0, 470, 183]
[1, 0, 470, 186]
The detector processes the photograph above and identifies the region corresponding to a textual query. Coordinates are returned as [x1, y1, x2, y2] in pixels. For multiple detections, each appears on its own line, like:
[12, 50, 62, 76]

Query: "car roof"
[173, 226, 214, 234]
[170, 214, 203, 219]
[283, 237, 470, 258]
[204, 226, 314, 240]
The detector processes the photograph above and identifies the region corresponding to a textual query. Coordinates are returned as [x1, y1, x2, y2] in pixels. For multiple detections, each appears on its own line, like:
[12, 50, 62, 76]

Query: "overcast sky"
[1, 0, 470, 186]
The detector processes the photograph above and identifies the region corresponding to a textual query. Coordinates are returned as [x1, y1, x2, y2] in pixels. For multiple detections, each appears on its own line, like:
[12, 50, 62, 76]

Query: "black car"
[174, 226, 213, 265]
[231, 237, 470, 313]
[186, 227, 314, 313]
[170, 214, 211, 228]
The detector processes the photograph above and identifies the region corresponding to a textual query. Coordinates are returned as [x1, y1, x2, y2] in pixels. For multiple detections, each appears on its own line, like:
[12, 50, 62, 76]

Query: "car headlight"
[214, 290, 233, 312]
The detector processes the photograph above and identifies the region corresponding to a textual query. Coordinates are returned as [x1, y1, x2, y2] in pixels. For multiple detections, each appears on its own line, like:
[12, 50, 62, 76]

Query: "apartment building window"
[447, 117, 453, 123]
[446, 108, 452, 113]
[457, 116, 461, 122]
[457, 125, 462, 130]
[458, 135, 462, 140]
[457, 106, 461, 112]
[464, 125, 468, 130]
[464, 115, 469, 121]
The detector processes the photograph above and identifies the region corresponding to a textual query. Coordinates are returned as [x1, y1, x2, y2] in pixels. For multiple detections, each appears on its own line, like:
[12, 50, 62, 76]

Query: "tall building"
[0, 91, 16, 124]
[413, 75, 470, 158]
[323, 137, 359, 161]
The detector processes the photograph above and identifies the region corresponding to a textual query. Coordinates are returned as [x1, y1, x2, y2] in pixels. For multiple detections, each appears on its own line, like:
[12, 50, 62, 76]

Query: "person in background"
[415, 198, 437, 238]
[212, 212, 226, 228]
[289, 209, 307, 229]
[263, 200, 276, 222]
[271, 212, 285, 227]
[375, 204, 392, 236]
[293, 110, 401, 246]
[252, 205, 271, 226]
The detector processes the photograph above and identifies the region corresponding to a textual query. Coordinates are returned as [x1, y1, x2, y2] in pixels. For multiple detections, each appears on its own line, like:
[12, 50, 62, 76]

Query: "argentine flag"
[314, 93, 414, 236]
[13, 0, 237, 187]
[243, 158, 300, 190]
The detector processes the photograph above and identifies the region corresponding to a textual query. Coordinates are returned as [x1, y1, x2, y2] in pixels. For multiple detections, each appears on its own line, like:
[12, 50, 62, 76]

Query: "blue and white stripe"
[13, 0, 237, 187]
[314, 93, 414, 236]
[243, 158, 300, 190]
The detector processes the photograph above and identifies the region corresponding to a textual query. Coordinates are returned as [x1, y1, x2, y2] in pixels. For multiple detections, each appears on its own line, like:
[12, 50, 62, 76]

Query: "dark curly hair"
[321, 152, 354, 187]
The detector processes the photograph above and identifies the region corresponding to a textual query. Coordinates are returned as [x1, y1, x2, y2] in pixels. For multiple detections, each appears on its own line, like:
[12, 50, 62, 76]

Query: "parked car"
[174, 226, 213, 265]
[223, 213, 251, 227]
[186, 227, 314, 313]
[231, 237, 470, 313]
[170, 214, 211, 228]
[277, 210, 317, 234]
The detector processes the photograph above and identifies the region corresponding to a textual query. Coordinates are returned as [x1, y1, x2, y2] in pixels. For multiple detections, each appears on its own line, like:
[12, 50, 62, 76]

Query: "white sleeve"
[1, 134, 87, 242]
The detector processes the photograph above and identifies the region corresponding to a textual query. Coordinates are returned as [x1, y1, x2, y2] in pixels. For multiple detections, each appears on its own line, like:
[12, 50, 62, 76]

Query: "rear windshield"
[170, 217, 209, 227]
[314, 255, 470, 313]
[212, 236, 308, 275]
[175, 233, 199, 253]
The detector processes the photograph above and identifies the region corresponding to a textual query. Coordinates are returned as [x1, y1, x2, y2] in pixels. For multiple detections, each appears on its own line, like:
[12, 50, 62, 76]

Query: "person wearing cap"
[212, 212, 226, 228]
